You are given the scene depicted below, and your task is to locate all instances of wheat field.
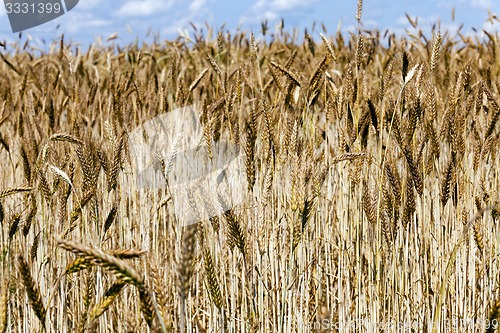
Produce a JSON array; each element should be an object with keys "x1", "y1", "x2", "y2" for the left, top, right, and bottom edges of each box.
[{"x1": 0, "y1": 3, "x2": 500, "y2": 332}]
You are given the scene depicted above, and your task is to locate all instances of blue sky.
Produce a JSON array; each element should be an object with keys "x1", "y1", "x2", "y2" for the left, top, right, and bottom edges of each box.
[{"x1": 0, "y1": 0, "x2": 499, "y2": 49}]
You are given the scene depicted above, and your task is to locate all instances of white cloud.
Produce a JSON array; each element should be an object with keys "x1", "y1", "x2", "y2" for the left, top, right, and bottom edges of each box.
[
  {"x1": 468, "y1": 0, "x2": 491, "y2": 9},
  {"x1": 384, "y1": 14, "x2": 467, "y2": 40},
  {"x1": 483, "y1": 18, "x2": 500, "y2": 33},
  {"x1": 363, "y1": 19, "x2": 378, "y2": 29},
  {"x1": 263, "y1": 10, "x2": 278, "y2": 21},
  {"x1": 271, "y1": 0, "x2": 311, "y2": 11},
  {"x1": 396, "y1": 15, "x2": 409, "y2": 26},
  {"x1": 158, "y1": 0, "x2": 212, "y2": 36},
  {"x1": 75, "y1": 0, "x2": 103, "y2": 10},
  {"x1": 242, "y1": 0, "x2": 316, "y2": 24},
  {"x1": 396, "y1": 15, "x2": 419, "y2": 26},
  {"x1": 62, "y1": 11, "x2": 113, "y2": 33},
  {"x1": 438, "y1": 0, "x2": 494, "y2": 10},
  {"x1": 112, "y1": 0, "x2": 208, "y2": 36},
  {"x1": 189, "y1": 0, "x2": 206, "y2": 12},
  {"x1": 60, "y1": 21, "x2": 112, "y2": 40},
  {"x1": 116, "y1": 0, "x2": 174, "y2": 17},
  {"x1": 257, "y1": 0, "x2": 316, "y2": 12}
]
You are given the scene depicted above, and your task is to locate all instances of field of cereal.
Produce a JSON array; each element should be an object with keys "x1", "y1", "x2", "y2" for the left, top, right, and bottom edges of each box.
[{"x1": 0, "y1": 2, "x2": 500, "y2": 331}]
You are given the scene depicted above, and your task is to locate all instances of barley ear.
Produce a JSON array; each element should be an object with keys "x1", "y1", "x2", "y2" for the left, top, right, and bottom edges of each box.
[
  {"x1": 362, "y1": 180, "x2": 377, "y2": 225},
  {"x1": 0, "y1": 280, "x2": 7, "y2": 333},
  {"x1": 57, "y1": 238, "x2": 144, "y2": 288},
  {"x1": 177, "y1": 224, "x2": 197, "y2": 301},
  {"x1": 356, "y1": 0, "x2": 363, "y2": 22},
  {"x1": 440, "y1": 157, "x2": 454, "y2": 207},
  {"x1": 204, "y1": 249, "x2": 224, "y2": 309},
  {"x1": 89, "y1": 281, "x2": 126, "y2": 329},
  {"x1": 430, "y1": 33, "x2": 442, "y2": 75},
  {"x1": 0, "y1": 187, "x2": 31, "y2": 199},
  {"x1": 138, "y1": 287, "x2": 154, "y2": 329},
  {"x1": 320, "y1": 33, "x2": 336, "y2": 61},
  {"x1": 18, "y1": 256, "x2": 46, "y2": 330},
  {"x1": 223, "y1": 207, "x2": 246, "y2": 257},
  {"x1": 77, "y1": 274, "x2": 94, "y2": 333}
]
